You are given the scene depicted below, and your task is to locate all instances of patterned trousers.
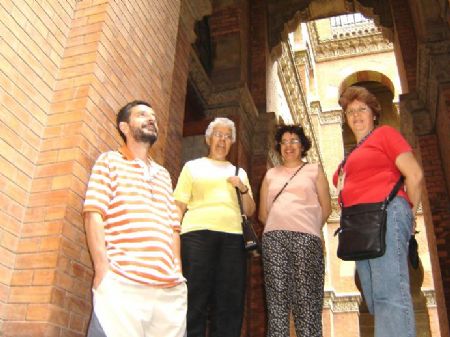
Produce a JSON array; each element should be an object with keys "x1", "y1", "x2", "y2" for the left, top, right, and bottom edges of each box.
[{"x1": 262, "y1": 230, "x2": 324, "y2": 337}]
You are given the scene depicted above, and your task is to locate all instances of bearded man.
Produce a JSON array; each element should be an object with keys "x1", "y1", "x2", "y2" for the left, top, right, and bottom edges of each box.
[{"x1": 83, "y1": 100, "x2": 186, "y2": 337}]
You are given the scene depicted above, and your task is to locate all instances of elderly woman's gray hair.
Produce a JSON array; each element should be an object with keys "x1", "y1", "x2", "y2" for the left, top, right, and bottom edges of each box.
[{"x1": 205, "y1": 117, "x2": 236, "y2": 143}]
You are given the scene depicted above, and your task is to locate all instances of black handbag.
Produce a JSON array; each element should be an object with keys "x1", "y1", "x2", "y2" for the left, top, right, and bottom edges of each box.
[
  {"x1": 235, "y1": 167, "x2": 259, "y2": 251},
  {"x1": 408, "y1": 233, "x2": 420, "y2": 269},
  {"x1": 334, "y1": 177, "x2": 404, "y2": 261}
]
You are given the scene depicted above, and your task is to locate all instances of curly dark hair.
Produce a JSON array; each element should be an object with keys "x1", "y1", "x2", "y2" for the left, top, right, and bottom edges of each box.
[
  {"x1": 116, "y1": 100, "x2": 152, "y2": 142},
  {"x1": 274, "y1": 125, "x2": 311, "y2": 158}
]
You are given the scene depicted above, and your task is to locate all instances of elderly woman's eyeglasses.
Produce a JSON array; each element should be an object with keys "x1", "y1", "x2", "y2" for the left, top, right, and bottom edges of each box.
[
  {"x1": 212, "y1": 131, "x2": 232, "y2": 140},
  {"x1": 345, "y1": 106, "x2": 369, "y2": 116},
  {"x1": 279, "y1": 139, "x2": 300, "y2": 145}
]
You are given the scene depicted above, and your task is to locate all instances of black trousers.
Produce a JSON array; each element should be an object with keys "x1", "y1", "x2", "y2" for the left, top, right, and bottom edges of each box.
[{"x1": 181, "y1": 230, "x2": 247, "y2": 337}]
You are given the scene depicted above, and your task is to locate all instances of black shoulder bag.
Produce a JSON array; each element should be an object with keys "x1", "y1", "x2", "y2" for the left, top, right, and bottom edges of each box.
[
  {"x1": 235, "y1": 166, "x2": 259, "y2": 251},
  {"x1": 334, "y1": 177, "x2": 404, "y2": 261},
  {"x1": 333, "y1": 129, "x2": 405, "y2": 261}
]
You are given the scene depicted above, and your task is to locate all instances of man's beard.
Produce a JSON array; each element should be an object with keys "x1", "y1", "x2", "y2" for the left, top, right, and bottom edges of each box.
[{"x1": 130, "y1": 125, "x2": 158, "y2": 145}]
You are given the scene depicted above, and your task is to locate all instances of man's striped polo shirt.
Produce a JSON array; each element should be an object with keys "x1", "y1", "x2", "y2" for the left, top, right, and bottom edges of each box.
[{"x1": 83, "y1": 146, "x2": 184, "y2": 287}]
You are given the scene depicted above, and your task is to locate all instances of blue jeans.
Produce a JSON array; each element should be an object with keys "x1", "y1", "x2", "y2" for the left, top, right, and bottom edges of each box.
[{"x1": 356, "y1": 197, "x2": 416, "y2": 337}]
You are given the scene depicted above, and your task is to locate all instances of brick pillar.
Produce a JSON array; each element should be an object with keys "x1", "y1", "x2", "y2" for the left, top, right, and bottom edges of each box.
[
  {"x1": 164, "y1": 0, "x2": 212, "y2": 180},
  {"x1": 164, "y1": 15, "x2": 192, "y2": 180},
  {"x1": 3, "y1": 0, "x2": 182, "y2": 336},
  {"x1": 249, "y1": 0, "x2": 268, "y2": 113},
  {"x1": 209, "y1": 1, "x2": 247, "y2": 88},
  {"x1": 5, "y1": 3, "x2": 110, "y2": 335},
  {"x1": 389, "y1": 0, "x2": 417, "y2": 92},
  {"x1": 416, "y1": 133, "x2": 450, "y2": 335},
  {"x1": 400, "y1": 89, "x2": 450, "y2": 335},
  {"x1": 245, "y1": 112, "x2": 276, "y2": 337}
]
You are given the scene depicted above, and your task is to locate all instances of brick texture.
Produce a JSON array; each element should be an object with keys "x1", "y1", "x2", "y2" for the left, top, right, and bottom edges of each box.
[
  {"x1": 164, "y1": 14, "x2": 192, "y2": 181},
  {"x1": 1, "y1": 1, "x2": 77, "y2": 336},
  {"x1": 249, "y1": 0, "x2": 268, "y2": 114},
  {"x1": 417, "y1": 133, "x2": 450, "y2": 330},
  {"x1": 1, "y1": 0, "x2": 449, "y2": 335},
  {"x1": 390, "y1": 0, "x2": 417, "y2": 91},
  {"x1": 1, "y1": 0, "x2": 182, "y2": 335}
]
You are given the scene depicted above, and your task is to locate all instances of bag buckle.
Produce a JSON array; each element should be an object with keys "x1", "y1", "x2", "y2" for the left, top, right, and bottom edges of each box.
[{"x1": 334, "y1": 228, "x2": 342, "y2": 236}]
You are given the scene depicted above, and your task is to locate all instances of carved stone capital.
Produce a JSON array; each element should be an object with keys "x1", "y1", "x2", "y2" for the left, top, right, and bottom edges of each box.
[
  {"x1": 189, "y1": 49, "x2": 213, "y2": 102},
  {"x1": 422, "y1": 289, "x2": 437, "y2": 307},
  {"x1": 323, "y1": 290, "x2": 362, "y2": 312},
  {"x1": 329, "y1": 197, "x2": 341, "y2": 222},
  {"x1": 399, "y1": 93, "x2": 433, "y2": 140},
  {"x1": 417, "y1": 39, "x2": 450, "y2": 124}
]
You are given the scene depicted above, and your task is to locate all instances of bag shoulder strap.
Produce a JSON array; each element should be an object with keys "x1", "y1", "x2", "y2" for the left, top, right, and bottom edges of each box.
[
  {"x1": 386, "y1": 176, "x2": 405, "y2": 204},
  {"x1": 234, "y1": 166, "x2": 246, "y2": 218},
  {"x1": 340, "y1": 175, "x2": 404, "y2": 208},
  {"x1": 272, "y1": 163, "x2": 307, "y2": 204}
]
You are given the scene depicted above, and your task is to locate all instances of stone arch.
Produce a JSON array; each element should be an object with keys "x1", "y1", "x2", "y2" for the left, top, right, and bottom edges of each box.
[
  {"x1": 337, "y1": 72, "x2": 400, "y2": 153},
  {"x1": 338, "y1": 70, "x2": 396, "y2": 97},
  {"x1": 268, "y1": 0, "x2": 395, "y2": 56}
]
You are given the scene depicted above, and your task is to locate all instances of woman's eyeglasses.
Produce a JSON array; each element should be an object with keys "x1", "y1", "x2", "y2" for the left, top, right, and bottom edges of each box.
[
  {"x1": 345, "y1": 106, "x2": 369, "y2": 116},
  {"x1": 212, "y1": 131, "x2": 232, "y2": 140},
  {"x1": 279, "y1": 139, "x2": 300, "y2": 145}
]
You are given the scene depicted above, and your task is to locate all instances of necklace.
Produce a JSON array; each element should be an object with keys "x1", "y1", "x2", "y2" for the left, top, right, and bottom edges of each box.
[{"x1": 340, "y1": 128, "x2": 375, "y2": 170}]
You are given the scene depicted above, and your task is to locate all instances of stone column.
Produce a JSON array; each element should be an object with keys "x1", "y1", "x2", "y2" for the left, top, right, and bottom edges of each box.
[{"x1": 331, "y1": 294, "x2": 362, "y2": 337}]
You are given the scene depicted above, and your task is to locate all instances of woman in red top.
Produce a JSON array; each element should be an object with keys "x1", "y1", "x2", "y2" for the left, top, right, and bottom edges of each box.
[{"x1": 333, "y1": 86, "x2": 423, "y2": 337}]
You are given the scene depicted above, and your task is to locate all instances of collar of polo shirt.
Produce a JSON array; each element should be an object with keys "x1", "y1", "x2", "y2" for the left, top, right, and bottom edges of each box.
[{"x1": 119, "y1": 145, "x2": 152, "y2": 162}]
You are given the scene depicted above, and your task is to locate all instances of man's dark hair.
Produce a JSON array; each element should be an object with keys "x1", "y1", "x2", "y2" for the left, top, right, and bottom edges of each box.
[
  {"x1": 274, "y1": 124, "x2": 312, "y2": 158},
  {"x1": 116, "y1": 100, "x2": 152, "y2": 142}
]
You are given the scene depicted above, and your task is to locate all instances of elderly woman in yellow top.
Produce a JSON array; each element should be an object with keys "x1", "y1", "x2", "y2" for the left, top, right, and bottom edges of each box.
[{"x1": 174, "y1": 117, "x2": 256, "y2": 337}]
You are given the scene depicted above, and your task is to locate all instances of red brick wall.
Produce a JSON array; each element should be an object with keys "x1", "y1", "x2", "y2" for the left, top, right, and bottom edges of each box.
[
  {"x1": 249, "y1": 0, "x2": 268, "y2": 113},
  {"x1": 164, "y1": 16, "x2": 192, "y2": 182},
  {"x1": 417, "y1": 133, "x2": 450, "y2": 331},
  {"x1": 1, "y1": 0, "x2": 182, "y2": 336},
  {"x1": 1, "y1": 0, "x2": 77, "y2": 335},
  {"x1": 435, "y1": 84, "x2": 450, "y2": 329}
]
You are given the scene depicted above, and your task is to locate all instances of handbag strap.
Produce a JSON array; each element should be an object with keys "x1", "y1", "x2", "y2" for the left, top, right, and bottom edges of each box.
[
  {"x1": 272, "y1": 163, "x2": 307, "y2": 203},
  {"x1": 386, "y1": 176, "x2": 405, "y2": 204},
  {"x1": 234, "y1": 166, "x2": 246, "y2": 219},
  {"x1": 340, "y1": 175, "x2": 405, "y2": 208},
  {"x1": 339, "y1": 128, "x2": 376, "y2": 172}
]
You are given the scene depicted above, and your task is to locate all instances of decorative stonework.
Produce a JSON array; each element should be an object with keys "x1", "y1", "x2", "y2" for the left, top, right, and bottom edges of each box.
[
  {"x1": 399, "y1": 92, "x2": 433, "y2": 138},
  {"x1": 416, "y1": 39, "x2": 450, "y2": 127},
  {"x1": 422, "y1": 289, "x2": 437, "y2": 307},
  {"x1": 267, "y1": 0, "x2": 394, "y2": 53},
  {"x1": 307, "y1": 20, "x2": 393, "y2": 62},
  {"x1": 329, "y1": 197, "x2": 341, "y2": 222},
  {"x1": 310, "y1": 102, "x2": 344, "y2": 126},
  {"x1": 189, "y1": 49, "x2": 213, "y2": 100},
  {"x1": 294, "y1": 50, "x2": 313, "y2": 75},
  {"x1": 323, "y1": 291, "x2": 362, "y2": 312},
  {"x1": 277, "y1": 39, "x2": 322, "y2": 165}
]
